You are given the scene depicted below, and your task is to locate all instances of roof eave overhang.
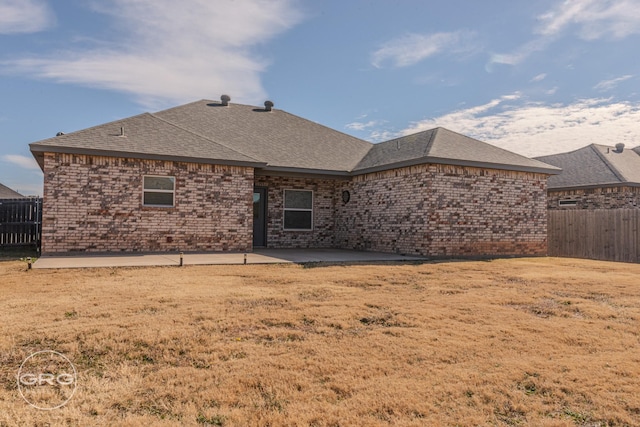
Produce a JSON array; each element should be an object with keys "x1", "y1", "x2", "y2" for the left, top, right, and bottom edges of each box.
[
  {"x1": 352, "y1": 157, "x2": 561, "y2": 176},
  {"x1": 29, "y1": 145, "x2": 267, "y2": 169},
  {"x1": 256, "y1": 166, "x2": 351, "y2": 180},
  {"x1": 29, "y1": 148, "x2": 45, "y2": 172},
  {"x1": 547, "y1": 182, "x2": 640, "y2": 191}
]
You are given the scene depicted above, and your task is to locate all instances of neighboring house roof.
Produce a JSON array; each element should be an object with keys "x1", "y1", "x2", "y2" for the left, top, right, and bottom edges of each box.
[
  {"x1": 30, "y1": 98, "x2": 560, "y2": 176},
  {"x1": 535, "y1": 144, "x2": 640, "y2": 190},
  {"x1": 0, "y1": 182, "x2": 25, "y2": 199},
  {"x1": 354, "y1": 127, "x2": 559, "y2": 174}
]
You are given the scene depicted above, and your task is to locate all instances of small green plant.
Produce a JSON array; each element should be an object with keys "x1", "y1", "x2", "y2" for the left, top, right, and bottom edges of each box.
[
  {"x1": 563, "y1": 408, "x2": 589, "y2": 423},
  {"x1": 196, "y1": 413, "x2": 226, "y2": 426},
  {"x1": 19, "y1": 256, "x2": 38, "y2": 270}
]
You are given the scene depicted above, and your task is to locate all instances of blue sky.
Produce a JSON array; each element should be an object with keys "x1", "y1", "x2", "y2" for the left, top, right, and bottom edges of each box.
[{"x1": 1, "y1": 0, "x2": 639, "y2": 196}]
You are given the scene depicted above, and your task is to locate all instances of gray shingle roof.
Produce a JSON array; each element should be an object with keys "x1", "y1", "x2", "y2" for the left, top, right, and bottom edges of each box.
[
  {"x1": 30, "y1": 111, "x2": 264, "y2": 169},
  {"x1": 535, "y1": 144, "x2": 640, "y2": 189},
  {"x1": 153, "y1": 100, "x2": 372, "y2": 173},
  {"x1": 0, "y1": 182, "x2": 25, "y2": 199},
  {"x1": 355, "y1": 127, "x2": 560, "y2": 174},
  {"x1": 30, "y1": 99, "x2": 559, "y2": 175}
]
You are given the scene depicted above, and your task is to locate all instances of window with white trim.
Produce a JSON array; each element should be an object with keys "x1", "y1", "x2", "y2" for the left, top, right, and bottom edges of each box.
[
  {"x1": 283, "y1": 189, "x2": 313, "y2": 230},
  {"x1": 143, "y1": 175, "x2": 175, "y2": 207}
]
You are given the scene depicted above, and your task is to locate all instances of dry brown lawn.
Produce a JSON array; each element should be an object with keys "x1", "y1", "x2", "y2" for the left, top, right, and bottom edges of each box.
[{"x1": 0, "y1": 257, "x2": 639, "y2": 426}]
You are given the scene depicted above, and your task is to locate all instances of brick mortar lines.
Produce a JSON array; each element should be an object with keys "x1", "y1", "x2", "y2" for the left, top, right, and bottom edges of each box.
[
  {"x1": 42, "y1": 153, "x2": 253, "y2": 253},
  {"x1": 336, "y1": 164, "x2": 548, "y2": 257},
  {"x1": 43, "y1": 154, "x2": 550, "y2": 257},
  {"x1": 548, "y1": 187, "x2": 640, "y2": 210}
]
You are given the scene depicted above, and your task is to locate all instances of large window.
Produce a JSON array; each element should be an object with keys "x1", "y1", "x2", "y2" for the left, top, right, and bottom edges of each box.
[
  {"x1": 143, "y1": 176, "x2": 175, "y2": 207},
  {"x1": 283, "y1": 189, "x2": 313, "y2": 230}
]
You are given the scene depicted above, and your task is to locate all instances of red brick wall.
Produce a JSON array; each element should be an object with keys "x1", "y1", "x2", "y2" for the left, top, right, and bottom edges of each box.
[
  {"x1": 42, "y1": 153, "x2": 253, "y2": 253},
  {"x1": 335, "y1": 164, "x2": 548, "y2": 257},
  {"x1": 254, "y1": 175, "x2": 338, "y2": 248},
  {"x1": 41, "y1": 153, "x2": 550, "y2": 257},
  {"x1": 548, "y1": 187, "x2": 640, "y2": 209}
]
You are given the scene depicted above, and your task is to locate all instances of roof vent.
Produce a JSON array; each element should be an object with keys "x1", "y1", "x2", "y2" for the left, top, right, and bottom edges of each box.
[
  {"x1": 615, "y1": 143, "x2": 625, "y2": 152},
  {"x1": 220, "y1": 94, "x2": 231, "y2": 106},
  {"x1": 264, "y1": 100, "x2": 274, "y2": 111},
  {"x1": 56, "y1": 131, "x2": 65, "y2": 136},
  {"x1": 120, "y1": 126, "x2": 125, "y2": 137}
]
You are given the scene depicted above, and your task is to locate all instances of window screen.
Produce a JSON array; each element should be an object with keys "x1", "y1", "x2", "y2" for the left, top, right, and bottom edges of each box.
[
  {"x1": 143, "y1": 176, "x2": 175, "y2": 207},
  {"x1": 283, "y1": 190, "x2": 312, "y2": 230}
]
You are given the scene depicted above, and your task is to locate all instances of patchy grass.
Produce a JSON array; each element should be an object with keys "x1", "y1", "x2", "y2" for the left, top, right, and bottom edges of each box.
[{"x1": 1, "y1": 257, "x2": 639, "y2": 426}]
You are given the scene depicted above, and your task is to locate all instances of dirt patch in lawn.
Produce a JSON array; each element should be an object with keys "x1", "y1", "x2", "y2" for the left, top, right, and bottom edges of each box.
[{"x1": 1, "y1": 257, "x2": 639, "y2": 426}]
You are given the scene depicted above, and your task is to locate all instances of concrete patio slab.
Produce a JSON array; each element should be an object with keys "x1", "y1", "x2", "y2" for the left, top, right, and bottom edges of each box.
[{"x1": 32, "y1": 249, "x2": 426, "y2": 269}]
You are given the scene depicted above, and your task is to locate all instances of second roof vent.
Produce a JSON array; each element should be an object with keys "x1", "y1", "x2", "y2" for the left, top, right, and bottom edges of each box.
[
  {"x1": 264, "y1": 100, "x2": 274, "y2": 111},
  {"x1": 615, "y1": 142, "x2": 625, "y2": 152},
  {"x1": 220, "y1": 94, "x2": 231, "y2": 106}
]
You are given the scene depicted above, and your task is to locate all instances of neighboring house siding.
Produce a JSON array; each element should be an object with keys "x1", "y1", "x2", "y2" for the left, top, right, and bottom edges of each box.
[
  {"x1": 548, "y1": 187, "x2": 640, "y2": 210},
  {"x1": 335, "y1": 164, "x2": 548, "y2": 257},
  {"x1": 254, "y1": 175, "x2": 337, "y2": 248},
  {"x1": 42, "y1": 153, "x2": 253, "y2": 253}
]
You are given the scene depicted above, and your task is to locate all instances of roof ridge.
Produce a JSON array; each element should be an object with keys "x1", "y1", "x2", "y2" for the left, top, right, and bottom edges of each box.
[
  {"x1": 434, "y1": 127, "x2": 517, "y2": 157},
  {"x1": 534, "y1": 145, "x2": 587, "y2": 161},
  {"x1": 149, "y1": 113, "x2": 263, "y2": 163},
  {"x1": 275, "y1": 109, "x2": 373, "y2": 171},
  {"x1": 422, "y1": 127, "x2": 439, "y2": 156},
  {"x1": 154, "y1": 99, "x2": 217, "y2": 115},
  {"x1": 589, "y1": 144, "x2": 626, "y2": 183},
  {"x1": 423, "y1": 126, "x2": 558, "y2": 169}
]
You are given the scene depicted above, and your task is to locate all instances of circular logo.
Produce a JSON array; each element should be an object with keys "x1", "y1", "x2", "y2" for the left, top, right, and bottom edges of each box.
[{"x1": 17, "y1": 350, "x2": 77, "y2": 410}]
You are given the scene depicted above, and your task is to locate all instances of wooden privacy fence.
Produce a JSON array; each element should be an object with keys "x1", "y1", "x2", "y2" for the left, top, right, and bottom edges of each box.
[
  {"x1": 548, "y1": 209, "x2": 639, "y2": 263},
  {"x1": 0, "y1": 198, "x2": 42, "y2": 250}
]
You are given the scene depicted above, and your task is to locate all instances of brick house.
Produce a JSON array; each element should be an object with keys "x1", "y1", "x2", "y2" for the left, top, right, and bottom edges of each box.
[
  {"x1": 30, "y1": 97, "x2": 559, "y2": 256},
  {"x1": 535, "y1": 143, "x2": 640, "y2": 210}
]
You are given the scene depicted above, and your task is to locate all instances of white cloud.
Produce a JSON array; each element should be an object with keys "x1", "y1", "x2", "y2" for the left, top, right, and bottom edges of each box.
[
  {"x1": 487, "y1": 37, "x2": 553, "y2": 68},
  {"x1": 0, "y1": 0, "x2": 54, "y2": 34},
  {"x1": 1, "y1": 0, "x2": 303, "y2": 107},
  {"x1": 531, "y1": 73, "x2": 547, "y2": 82},
  {"x1": 371, "y1": 31, "x2": 477, "y2": 68},
  {"x1": 345, "y1": 120, "x2": 381, "y2": 131},
  {"x1": 2, "y1": 154, "x2": 41, "y2": 170},
  {"x1": 401, "y1": 95, "x2": 640, "y2": 157},
  {"x1": 368, "y1": 129, "x2": 400, "y2": 143},
  {"x1": 490, "y1": 1, "x2": 640, "y2": 68},
  {"x1": 537, "y1": 0, "x2": 640, "y2": 40},
  {"x1": 594, "y1": 74, "x2": 633, "y2": 91}
]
